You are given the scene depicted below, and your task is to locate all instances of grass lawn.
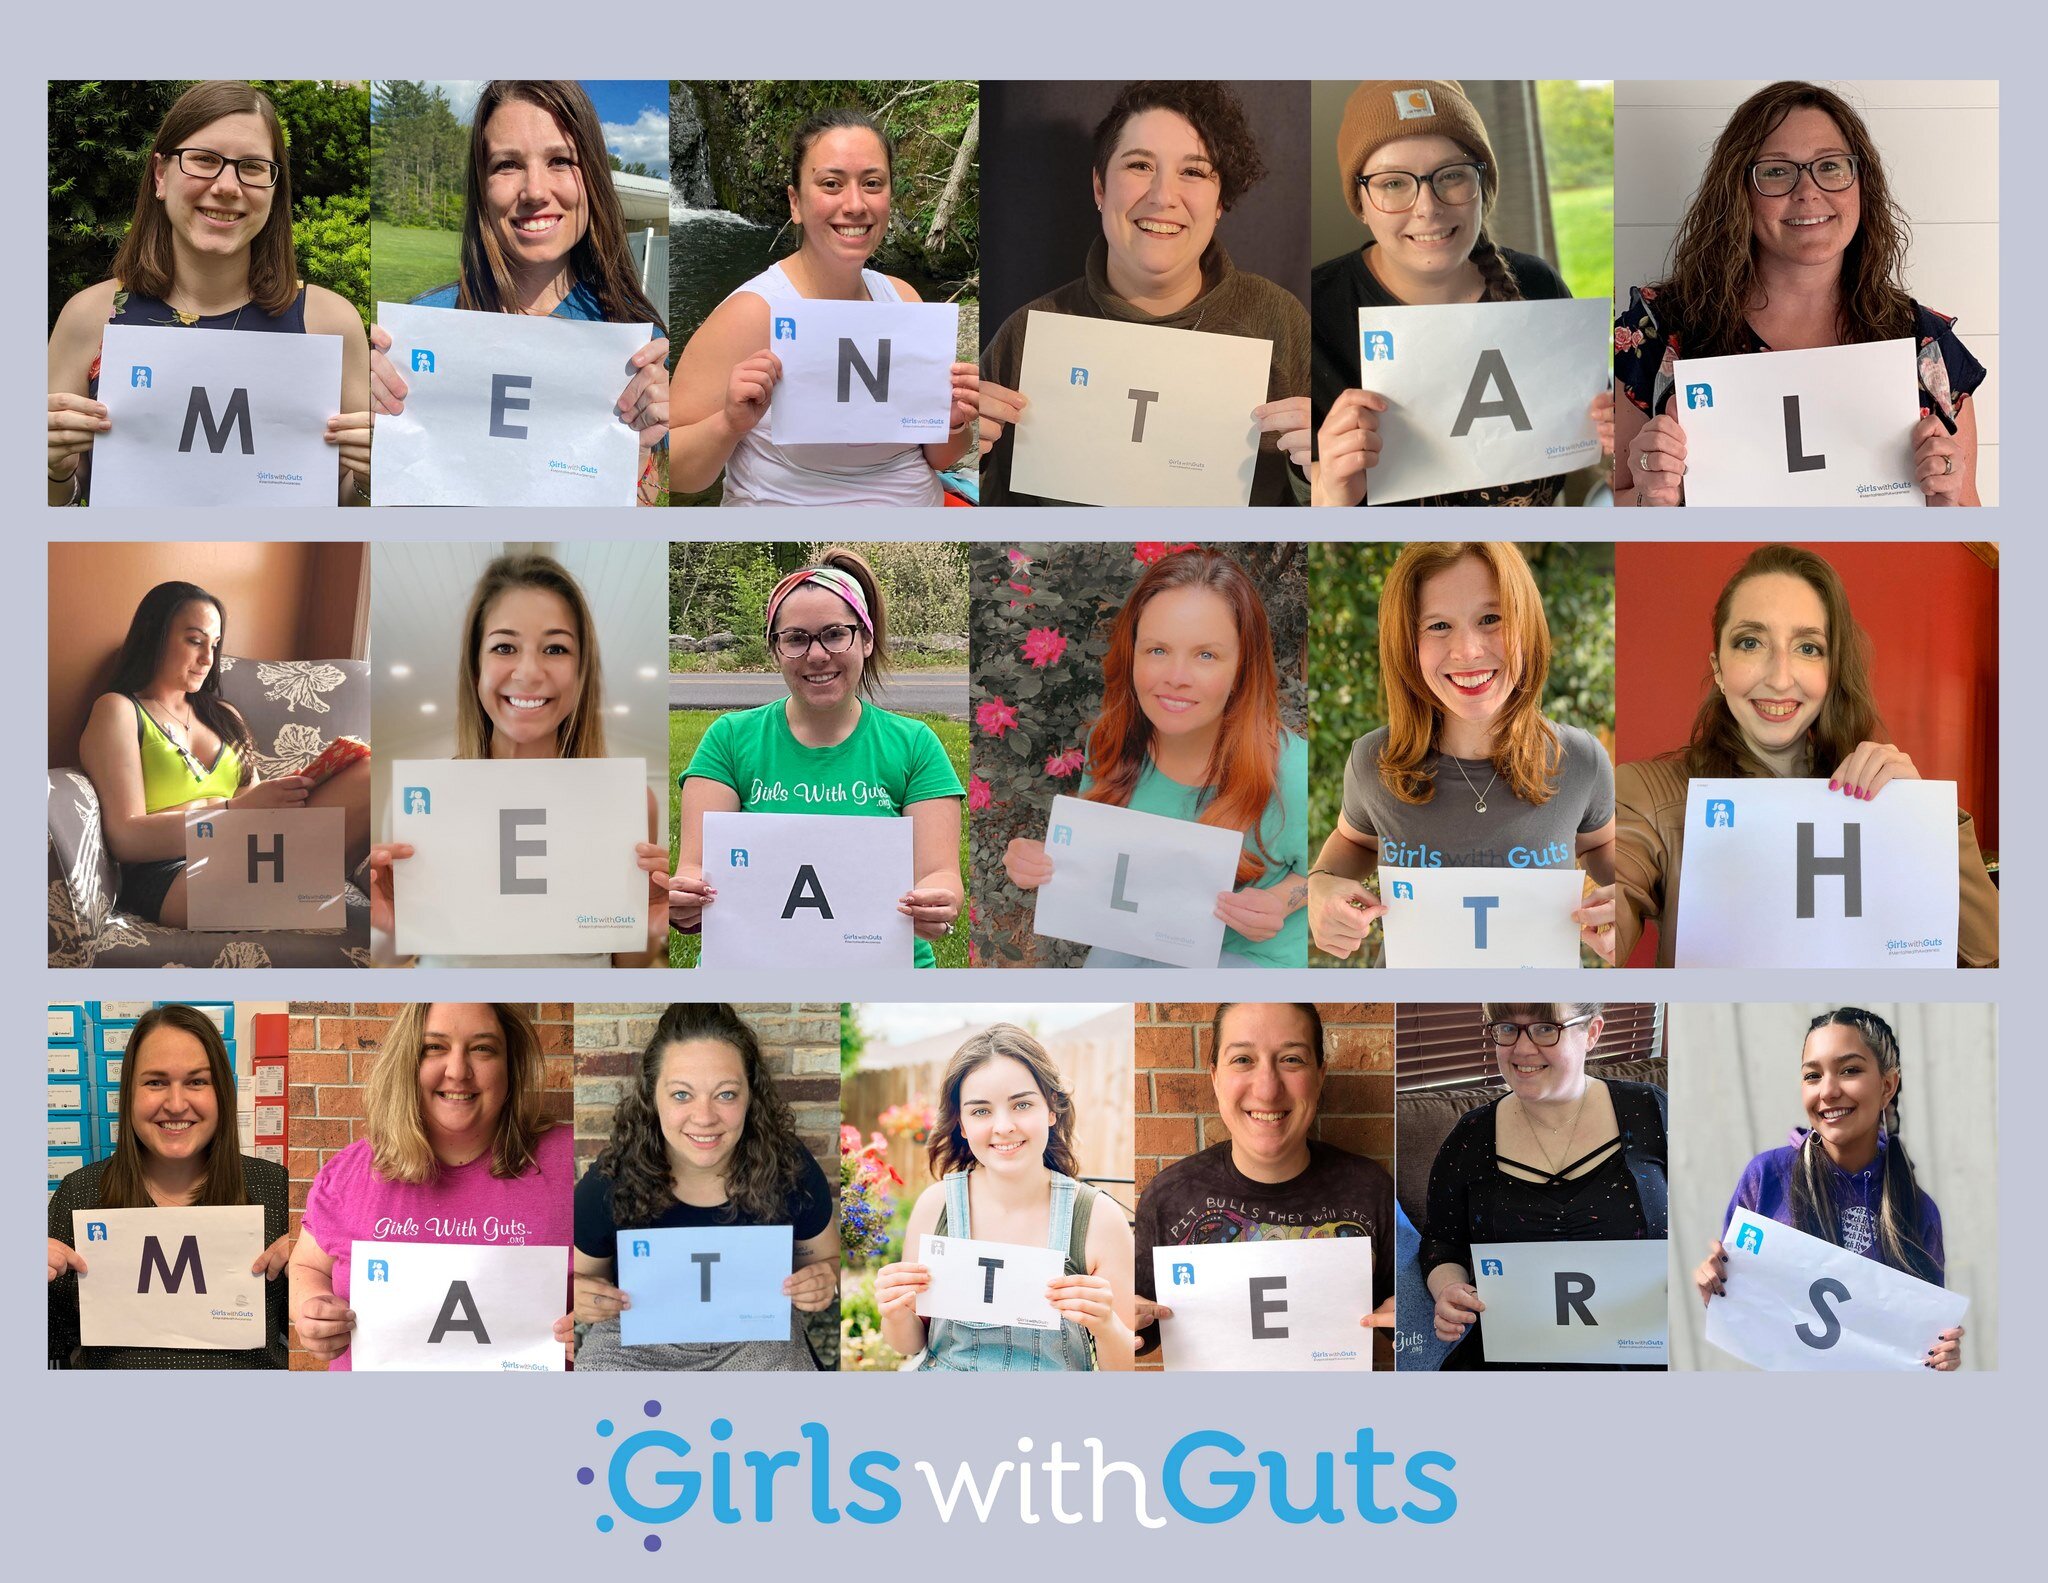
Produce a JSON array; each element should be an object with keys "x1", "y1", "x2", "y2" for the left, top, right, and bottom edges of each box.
[
  {"x1": 1551, "y1": 185, "x2": 1614, "y2": 304},
  {"x1": 665, "y1": 708, "x2": 971, "y2": 969},
  {"x1": 371, "y1": 223, "x2": 460, "y2": 306}
]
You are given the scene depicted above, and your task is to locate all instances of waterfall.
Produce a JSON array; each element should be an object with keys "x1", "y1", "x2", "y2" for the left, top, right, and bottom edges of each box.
[{"x1": 669, "y1": 85, "x2": 719, "y2": 210}]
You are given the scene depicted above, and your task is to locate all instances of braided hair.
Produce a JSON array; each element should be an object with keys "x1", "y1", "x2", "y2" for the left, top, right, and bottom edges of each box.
[
  {"x1": 1470, "y1": 231, "x2": 1525, "y2": 302},
  {"x1": 1789, "y1": 1007, "x2": 1941, "y2": 1284}
]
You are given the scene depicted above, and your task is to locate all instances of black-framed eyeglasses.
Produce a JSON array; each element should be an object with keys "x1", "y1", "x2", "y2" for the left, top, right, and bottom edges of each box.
[
  {"x1": 1749, "y1": 155, "x2": 1859, "y2": 197},
  {"x1": 1482, "y1": 1013, "x2": 1596, "y2": 1048},
  {"x1": 167, "y1": 146, "x2": 282, "y2": 189},
  {"x1": 1357, "y1": 161, "x2": 1487, "y2": 214},
  {"x1": 772, "y1": 624, "x2": 860, "y2": 659}
]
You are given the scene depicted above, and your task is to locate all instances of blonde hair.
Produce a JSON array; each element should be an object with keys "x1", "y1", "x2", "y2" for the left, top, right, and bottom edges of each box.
[
  {"x1": 363, "y1": 1004, "x2": 553, "y2": 1184},
  {"x1": 454, "y1": 554, "x2": 608, "y2": 760}
]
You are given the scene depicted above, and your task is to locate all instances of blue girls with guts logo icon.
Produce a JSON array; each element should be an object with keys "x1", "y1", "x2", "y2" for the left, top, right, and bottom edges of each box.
[
  {"x1": 131, "y1": 366, "x2": 153, "y2": 388},
  {"x1": 729, "y1": 849, "x2": 749, "y2": 868},
  {"x1": 1685, "y1": 383, "x2": 1713, "y2": 409},
  {"x1": 1734, "y1": 1223, "x2": 1764, "y2": 1254},
  {"x1": 1391, "y1": 880, "x2": 1414, "y2": 900},
  {"x1": 1070, "y1": 367, "x2": 1089, "y2": 385},
  {"x1": 1704, "y1": 798, "x2": 1734, "y2": 829},
  {"x1": 1479, "y1": 1258, "x2": 1502, "y2": 1276},
  {"x1": 86, "y1": 1221, "x2": 108, "y2": 1241},
  {"x1": 1362, "y1": 330, "x2": 1394, "y2": 363},
  {"x1": 1172, "y1": 1262, "x2": 1195, "y2": 1286},
  {"x1": 774, "y1": 317, "x2": 796, "y2": 341},
  {"x1": 403, "y1": 787, "x2": 431, "y2": 815},
  {"x1": 412, "y1": 349, "x2": 436, "y2": 373}
]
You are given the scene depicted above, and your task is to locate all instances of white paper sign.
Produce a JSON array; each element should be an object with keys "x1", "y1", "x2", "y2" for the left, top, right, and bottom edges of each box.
[
  {"x1": 1153, "y1": 1239, "x2": 1374, "y2": 1371},
  {"x1": 392, "y1": 758, "x2": 647, "y2": 956},
  {"x1": 73, "y1": 1205, "x2": 268, "y2": 1350},
  {"x1": 768, "y1": 298, "x2": 958, "y2": 444},
  {"x1": 1378, "y1": 864, "x2": 1585, "y2": 968},
  {"x1": 1675, "y1": 778, "x2": 1959, "y2": 969},
  {"x1": 700, "y1": 811, "x2": 916, "y2": 969},
  {"x1": 1470, "y1": 1239, "x2": 1668, "y2": 1365},
  {"x1": 348, "y1": 1240, "x2": 566, "y2": 1372},
  {"x1": 618, "y1": 1225, "x2": 793, "y2": 1345},
  {"x1": 917, "y1": 1233, "x2": 1064, "y2": 1331},
  {"x1": 1354, "y1": 298, "x2": 1610, "y2": 501},
  {"x1": 1672, "y1": 340, "x2": 1920, "y2": 507},
  {"x1": 184, "y1": 807, "x2": 347, "y2": 931},
  {"x1": 1010, "y1": 311, "x2": 1271, "y2": 507},
  {"x1": 374, "y1": 302, "x2": 648, "y2": 507},
  {"x1": 1706, "y1": 1208, "x2": 1968, "y2": 1372},
  {"x1": 93, "y1": 324, "x2": 342, "y2": 507},
  {"x1": 1030, "y1": 794, "x2": 1243, "y2": 968}
]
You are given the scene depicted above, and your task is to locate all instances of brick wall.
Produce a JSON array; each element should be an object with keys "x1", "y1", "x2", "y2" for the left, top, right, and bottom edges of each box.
[
  {"x1": 285, "y1": 1002, "x2": 573, "y2": 1370},
  {"x1": 1132, "y1": 1002, "x2": 1396, "y2": 1370},
  {"x1": 571, "y1": 1003, "x2": 841, "y2": 1184}
]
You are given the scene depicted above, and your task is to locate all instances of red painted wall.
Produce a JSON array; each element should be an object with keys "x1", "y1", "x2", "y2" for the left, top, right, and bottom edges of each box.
[{"x1": 1616, "y1": 543, "x2": 1997, "y2": 964}]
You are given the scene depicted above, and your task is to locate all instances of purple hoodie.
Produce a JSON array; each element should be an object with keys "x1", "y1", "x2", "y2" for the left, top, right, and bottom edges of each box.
[{"x1": 1725, "y1": 1128, "x2": 1946, "y2": 1285}]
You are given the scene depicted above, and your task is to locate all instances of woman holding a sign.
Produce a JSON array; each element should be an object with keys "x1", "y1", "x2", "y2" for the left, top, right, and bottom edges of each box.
[
  {"x1": 366, "y1": 80, "x2": 670, "y2": 505},
  {"x1": 368, "y1": 553, "x2": 668, "y2": 967},
  {"x1": 79, "y1": 580, "x2": 371, "y2": 931},
  {"x1": 1307, "y1": 543, "x2": 1616, "y2": 966},
  {"x1": 667, "y1": 550, "x2": 965, "y2": 967},
  {"x1": 874, "y1": 1024, "x2": 1136, "y2": 1370},
  {"x1": 1692, "y1": 1007, "x2": 1964, "y2": 1369},
  {"x1": 668, "y1": 107, "x2": 978, "y2": 506},
  {"x1": 570, "y1": 1003, "x2": 838, "y2": 1371},
  {"x1": 1612, "y1": 544, "x2": 1998, "y2": 967},
  {"x1": 288, "y1": 1003, "x2": 575, "y2": 1370},
  {"x1": 1310, "y1": 80, "x2": 1614, "y2": 507},
  {"x1": 1421, "y1": 1001, "x2": 1668, "y2": 1371},
  {"x1": 48, "y1": 80, "x2": 372, "y2": 507},
  {"x1": 1613, "y1": 81, "x2": 1982, "y2": 507},
  {"x1": 977, "y1": 80, "x2": 1313, "y2": 506},
  {"x1": 1002, "y1": 547, "x2": 1309, "y2": 968},
  {"x1": 47, "y1": 1004, "x2": 291, "y2": 1368}
]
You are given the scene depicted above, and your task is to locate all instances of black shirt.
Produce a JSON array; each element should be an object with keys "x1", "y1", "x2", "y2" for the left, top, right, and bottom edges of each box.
[
  {"x1": 1310, "y1": 243, "x2": 1572, "y2": 506},
  {"x1": 574, "y1": 1150, "x2": 835, "y2": 1257}
]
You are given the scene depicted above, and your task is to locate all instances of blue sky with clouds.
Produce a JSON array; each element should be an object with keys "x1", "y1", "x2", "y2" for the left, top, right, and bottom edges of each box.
[{"x1": 398, "y1": 81, "x2": 669, "y2": 179}]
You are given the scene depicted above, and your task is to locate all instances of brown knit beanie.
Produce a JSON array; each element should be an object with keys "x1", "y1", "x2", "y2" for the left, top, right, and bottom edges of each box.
[{"x1": 1337, "y1": 81, "x2": 1497, "y2": 221}]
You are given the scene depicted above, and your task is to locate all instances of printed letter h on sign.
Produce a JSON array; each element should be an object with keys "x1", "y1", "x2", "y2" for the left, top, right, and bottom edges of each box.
[{"x1": 1795, "y1": 822, "x2": 1862, "y2": 918}]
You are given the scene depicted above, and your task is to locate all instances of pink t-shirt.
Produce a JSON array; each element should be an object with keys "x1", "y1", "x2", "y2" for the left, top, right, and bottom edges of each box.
[{"x1": 301, "y1": 1126, "x2": 575, "y2": 1370}]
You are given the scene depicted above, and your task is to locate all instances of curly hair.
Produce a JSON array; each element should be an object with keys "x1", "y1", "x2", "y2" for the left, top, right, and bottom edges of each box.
[
  {"x1": 1677, "y1": 545, "x2": 1883, "y2": 780},
  {"x1": 1654, "y1": 81, "x2": 1914, "y2": 358},
  {"x1": 1092, "y1": 81, "x2": 1268, "y2": 212},
  {"x1": 927, "y1": 1024, "x2": 1081, "y2": 1180},
  {"x1": 591, "y1": 1004, "x2": 812, "y2": 1230}
]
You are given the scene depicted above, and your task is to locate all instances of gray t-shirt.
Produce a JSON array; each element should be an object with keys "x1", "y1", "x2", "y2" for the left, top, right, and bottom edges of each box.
[{"x1": 1341, "y1": 723, "x2": 1614, "y2": 870}]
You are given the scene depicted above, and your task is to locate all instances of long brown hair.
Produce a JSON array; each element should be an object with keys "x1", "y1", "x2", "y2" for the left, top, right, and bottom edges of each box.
[
  {"x1": 1679, "y1": 545, "x2": 1882, "y2": 780},
  {"x1": 591, "y1": 1004, "x2": 813, "y2": 1229},
  {"x1": 928, "y1": 1025, "x2": 1081, "y2": 1180},
  {"x1": 455, "y1": 554, "x2": 608, "y2": 760},
  {"x1": 1790, "y1": 1008, "x2": 1940, "y2": 1284},
  {"x1": 362, "y1": 1004, "x2": 553, "y2": 1185},
  {"x1": 1376, "y1": 543, "x2": 1561, "y2": 806},
  {"x1": 1654, "y1": 81, "x2": 1914, "y2": 360},
  {"x1": 1083, "y1": 549, "x2": 1285, "y2": 886},
  {"x1": 110, "y1": 81, "x2": 300, "y2": 317},
  {"x1": 96, "y1": 1005, "x2": 248, "y2": 1210},
  {"x1": 454, "y1": 81, "x2": 666, "y2": 329},
  {"x1": 104, "y1": 580, "x2": 254, "y2": 787}
]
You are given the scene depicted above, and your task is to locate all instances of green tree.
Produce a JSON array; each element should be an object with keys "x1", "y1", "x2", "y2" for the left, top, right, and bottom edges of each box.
[
  {"x1": 371, "y1": 80, "x2": 467, "y2": 229},
  {"x1": 1538, "y1": 80, "x2": 1614, "y2": 192}
]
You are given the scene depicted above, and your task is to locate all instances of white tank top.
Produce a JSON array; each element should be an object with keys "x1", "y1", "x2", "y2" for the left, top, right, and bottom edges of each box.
[{"x1": 720, "y1": 261, "x2": 946, "y2": 508}]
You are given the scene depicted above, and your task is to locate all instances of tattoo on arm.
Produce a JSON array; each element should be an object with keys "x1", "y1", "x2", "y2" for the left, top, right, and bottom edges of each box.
[{"x1": 1285, "y1": 879, "x2": 1308, "y2": 913}]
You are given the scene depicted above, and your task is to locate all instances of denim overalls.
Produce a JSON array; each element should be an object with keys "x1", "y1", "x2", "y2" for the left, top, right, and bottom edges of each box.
[{"x1": 917, "y1": 1170, "x2": 1097, "y2": 1372}]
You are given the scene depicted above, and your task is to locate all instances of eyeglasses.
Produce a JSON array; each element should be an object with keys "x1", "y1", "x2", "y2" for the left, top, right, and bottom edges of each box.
[
  {"x1": 1482, "y1": 1014, "x2": 1596, "y2": 1048},
  {"x1": 772, "y1": 624, "x2": 860, "y2": 659},
  {"x1": 1357, "y1": 161, "x2": 1487, "y2": 214},
  {"x1": 1749, "y1": 155, "x2": 1859, "y2": 197},
  {"x1": 167, "y1": 146, "x2": 281, "y2": 189}
]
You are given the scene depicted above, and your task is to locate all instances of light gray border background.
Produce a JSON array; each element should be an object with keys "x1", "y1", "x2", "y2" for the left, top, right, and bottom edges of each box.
[{"x1": 18, "y1": 6, "x2": 2028, "y2": 1575}]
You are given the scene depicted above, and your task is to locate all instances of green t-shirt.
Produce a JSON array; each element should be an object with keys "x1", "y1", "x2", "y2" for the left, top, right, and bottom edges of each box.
[
  {"x1": 1086, "y1": 728, "x2": 1309, "y2": 967},
  {"x1": 685, "y1": 701, "x2": 964, "y2": 968}
]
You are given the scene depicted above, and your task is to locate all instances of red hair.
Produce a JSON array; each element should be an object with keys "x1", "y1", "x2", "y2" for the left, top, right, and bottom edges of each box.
[{"x1": 1083, "y1": 549, "x2": 1284, "y2": 886}]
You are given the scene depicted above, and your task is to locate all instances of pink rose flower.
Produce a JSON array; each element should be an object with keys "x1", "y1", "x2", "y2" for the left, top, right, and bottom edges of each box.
[
  {"x1": 1044, "y1": 747, "x2": 1086, "y2": 777},
  {"x1": 1021, "y1": 626, "x2": 1068, "y2": 668},
  {"x1": 967, "y1": 776, "x2": 993, "y2": 811},
  {"x1": 975, "y1": 697, "x2": 1019, "y2": 737}
]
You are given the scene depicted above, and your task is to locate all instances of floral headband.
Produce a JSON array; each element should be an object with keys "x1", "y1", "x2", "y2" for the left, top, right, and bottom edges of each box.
[{"x1": 764, "y1": 566, "x2": 875, "y2": 640}]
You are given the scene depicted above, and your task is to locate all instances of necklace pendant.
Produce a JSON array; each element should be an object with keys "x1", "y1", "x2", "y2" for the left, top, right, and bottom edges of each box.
[{"x1": 1474, "y1": 798, "x2": 1487, "y2": 814}]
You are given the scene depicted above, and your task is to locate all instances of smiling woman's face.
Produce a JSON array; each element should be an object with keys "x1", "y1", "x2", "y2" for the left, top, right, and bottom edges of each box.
[
  {"x1": 1712, "y1": 572, "x2": 1831, "y2": 770},
  {"x1": 1358, "y1": 133, "x2": 1482, "y2": 284},
  {"x1": 1414, "y1": 553, "x2": 1515, "y2": 736},
  {"x1": 155, "y1": 112, "x2": 277, "y2": 263},
  {"x1": 480, "y1": 97, "x2": 589, "y2": 274},
  {"x1": 1093, "y1": 108, "x2": 1222, "y2": 294},
  {"x1": 476, "y1": 585, "x2": 581, "y2": 756},
  {"x1": 1747, "y1": 106, "x2": 1862, "y2": 272}
]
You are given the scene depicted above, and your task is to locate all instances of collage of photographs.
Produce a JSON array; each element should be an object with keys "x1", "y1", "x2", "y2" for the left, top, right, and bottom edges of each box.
[
  {"x1": 41, "y1": 75, "x2": 2000, "y2": 1382},
  {"x1": 46, "y1": 78, "x2": 1997, "y2": 509},
  {"x1": 44, "y1": 1000, "x2": 1995, "y2": 1374}
]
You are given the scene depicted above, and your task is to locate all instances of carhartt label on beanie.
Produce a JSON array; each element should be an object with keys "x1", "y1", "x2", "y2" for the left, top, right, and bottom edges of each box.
[{"x1": 1394, "y1": 88, "x2": 1437, "y2": 120}]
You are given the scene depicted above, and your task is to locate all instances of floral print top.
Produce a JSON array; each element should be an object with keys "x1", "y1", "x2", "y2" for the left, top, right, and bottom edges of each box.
[{"x1": 1613, "y1": 284, "x2": 1986, "y2": 432}]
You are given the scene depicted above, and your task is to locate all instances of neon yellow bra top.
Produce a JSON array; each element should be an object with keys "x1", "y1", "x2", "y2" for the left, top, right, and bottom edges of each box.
[{"x1": 132, "y1": 697, "x2": 243, "y2": 814}]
